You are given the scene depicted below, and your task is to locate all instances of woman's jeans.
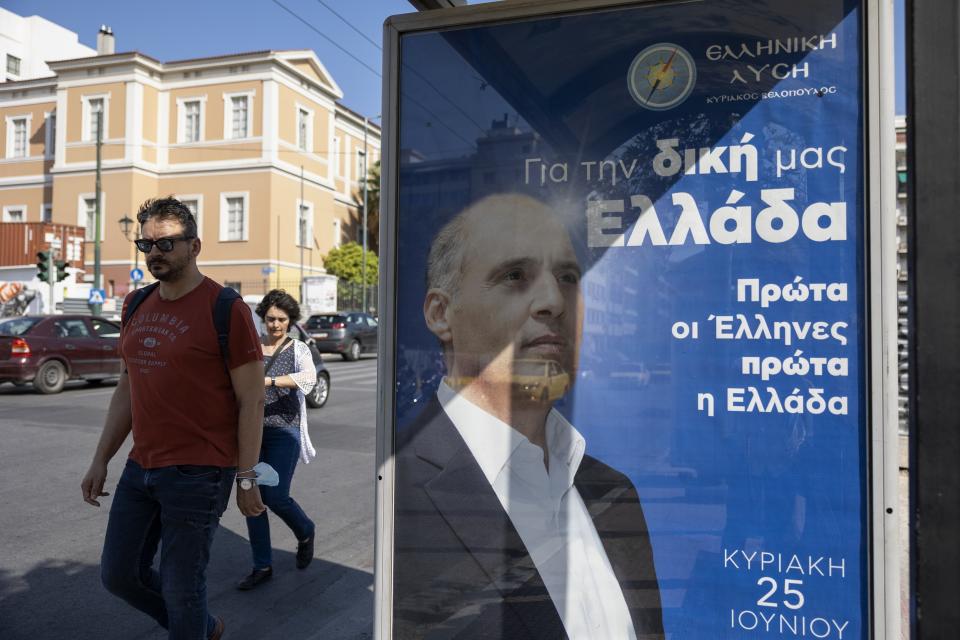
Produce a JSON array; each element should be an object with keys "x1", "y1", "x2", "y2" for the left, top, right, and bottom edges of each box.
[
  {"x1": 100, "y1": 459, "x2": 234, "y2": 640},
  {"x1": 245, "y1": 425, "x2": 316, "y2": 569}
]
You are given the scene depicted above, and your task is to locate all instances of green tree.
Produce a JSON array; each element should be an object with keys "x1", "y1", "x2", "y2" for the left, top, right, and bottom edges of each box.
[
  {"x1": 323, "y1": 242, "x2": 378, "y2": 285},
  {"x1": 357, "y1": 159, "x2": 380, "y2": 253}
]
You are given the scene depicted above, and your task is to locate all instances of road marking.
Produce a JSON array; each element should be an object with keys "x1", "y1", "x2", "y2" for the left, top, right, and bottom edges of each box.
[{"x1": 330, "y1": 372, "x2": 378, "y2": 383}]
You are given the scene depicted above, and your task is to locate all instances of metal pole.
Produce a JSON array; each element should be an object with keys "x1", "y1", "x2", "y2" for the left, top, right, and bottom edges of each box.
[
  {"x1": 300, "y1": 165, "x2": 305, "y2": 304},
  {"x1": 133, "y1": 225, "x2": 140, "y2": 290},
  {"x1": 92, "y1": 110, "x2": 103, "y2": 315},
  {"x1": 48, "y1": 244, "x2": 55, "y2": 314},
  {"x1": 910, "y1": 0, "x2": 960, "y2": 636},
  {"x1": 362, "y1": 117, "x2": 369, "y2": 312}
]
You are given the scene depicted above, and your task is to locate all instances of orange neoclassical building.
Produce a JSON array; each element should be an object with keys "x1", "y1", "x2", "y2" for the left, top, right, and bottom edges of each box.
[{"x1": 0, "y1": 48, "x2": 380, "y2": 297}]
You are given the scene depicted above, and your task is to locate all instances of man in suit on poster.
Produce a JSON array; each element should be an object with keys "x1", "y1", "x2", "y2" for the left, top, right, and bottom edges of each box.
[{"x1": 393, "y1": 193, "x2": 664, "y2": 640}]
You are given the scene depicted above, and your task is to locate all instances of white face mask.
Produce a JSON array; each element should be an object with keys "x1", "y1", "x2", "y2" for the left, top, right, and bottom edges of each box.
[{"x1": 252, "y1": 462, "x2": 280, "y2": 487}]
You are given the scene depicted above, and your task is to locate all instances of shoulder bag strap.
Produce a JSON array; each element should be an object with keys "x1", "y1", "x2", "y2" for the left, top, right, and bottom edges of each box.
[{"x1": 264, "y1": 337, "x2": 292, "y2": 377}]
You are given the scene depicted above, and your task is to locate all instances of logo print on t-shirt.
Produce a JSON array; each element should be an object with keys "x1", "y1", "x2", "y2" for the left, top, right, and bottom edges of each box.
[{"x1": 127, "y1": 313, "x2": 191, "y2": 374}]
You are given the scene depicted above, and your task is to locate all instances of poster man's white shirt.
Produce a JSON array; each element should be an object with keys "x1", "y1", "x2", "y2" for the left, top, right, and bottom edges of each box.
[{"x1": 438, "y1": 380, "x2": 637, "y2": 640}]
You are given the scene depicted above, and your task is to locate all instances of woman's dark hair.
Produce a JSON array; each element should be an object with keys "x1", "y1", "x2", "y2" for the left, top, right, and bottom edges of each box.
[{"x1": 256, "y1": 289, "x2": 301, "y2": 324}]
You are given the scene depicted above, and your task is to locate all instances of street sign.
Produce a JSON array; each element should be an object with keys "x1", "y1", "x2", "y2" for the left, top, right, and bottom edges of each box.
[
  {"x1": 130, "y1": 268, "x2": 144, "y2": 282},
  {"x1": 261, "y1": 266, "x2": 276, "y2": 276},
  {"x1": 87, "y1": 288, "x2": 105, "y2": 305}
]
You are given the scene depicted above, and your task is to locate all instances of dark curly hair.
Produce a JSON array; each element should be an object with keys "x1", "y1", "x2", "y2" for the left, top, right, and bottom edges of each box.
[
  {"x1": 256, "y1": 289, "x2": 301, "y2": 324},
  {"x1": 136, "y1": 197, "x2": 198, "y2": 238}
]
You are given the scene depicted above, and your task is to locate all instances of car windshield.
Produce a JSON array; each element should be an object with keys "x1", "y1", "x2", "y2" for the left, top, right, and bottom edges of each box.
[
  {"x1": 0, "y1": 317, "x2": 40, "y2": 336},
  {"x1": 306, "y1": 315, "x2": 345, "y2": 329}
]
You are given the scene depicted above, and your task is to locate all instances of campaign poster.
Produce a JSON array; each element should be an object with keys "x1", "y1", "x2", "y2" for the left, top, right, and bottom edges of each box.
[{"x1": 386, "y1": 1, "x2": 871, "y2": 638}]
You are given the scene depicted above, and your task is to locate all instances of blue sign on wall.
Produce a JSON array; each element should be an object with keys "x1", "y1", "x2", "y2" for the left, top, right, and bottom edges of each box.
[{"x1": 388, "y1": 1, "x2": 870, "y2": 637}]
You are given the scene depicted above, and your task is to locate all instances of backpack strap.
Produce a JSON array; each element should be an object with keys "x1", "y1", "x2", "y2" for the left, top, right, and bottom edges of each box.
[
  {"x1": 213, "y1": 287, "x2": 241, "y2": 367},
  {"x1": 121, "y1": 282, "x2": 160, "y2": 327}
]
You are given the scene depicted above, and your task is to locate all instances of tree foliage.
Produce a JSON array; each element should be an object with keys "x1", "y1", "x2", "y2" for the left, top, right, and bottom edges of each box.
[
  {"x1": 357, "y1": 159, "x2": 380, "y2": 253},
  {"x1": 323, "y1": 242, "x2": 378, "y2": 285}
]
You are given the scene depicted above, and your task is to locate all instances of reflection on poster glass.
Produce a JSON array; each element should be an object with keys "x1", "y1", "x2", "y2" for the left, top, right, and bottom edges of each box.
[{"x1": 391, "y1": 1, "x2": 867, "y2": 638}]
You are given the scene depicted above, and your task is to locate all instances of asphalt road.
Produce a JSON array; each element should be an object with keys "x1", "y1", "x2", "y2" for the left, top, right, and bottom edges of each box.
[{"x1": 0, "y1": 356, "x2": 379, "y2": 640}]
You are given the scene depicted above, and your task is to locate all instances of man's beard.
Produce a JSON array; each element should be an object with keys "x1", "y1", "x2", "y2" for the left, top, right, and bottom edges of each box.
[{"x1": 147, "y1": 256, "x2": 186, "y2": 282}]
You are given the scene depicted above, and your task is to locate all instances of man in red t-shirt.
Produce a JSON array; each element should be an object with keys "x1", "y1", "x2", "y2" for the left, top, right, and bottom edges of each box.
[{"x1": 81, "y1": 197, "x2": 265, "y2": 640}]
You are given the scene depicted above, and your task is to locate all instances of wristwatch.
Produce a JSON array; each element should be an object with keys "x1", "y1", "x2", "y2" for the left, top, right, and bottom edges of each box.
[
  {"x1": 237, "y1": 476, "x2": 257, "y2": 491},
  {"x1": 270, "y1": 376, "x2": 276, "y2": 387}
]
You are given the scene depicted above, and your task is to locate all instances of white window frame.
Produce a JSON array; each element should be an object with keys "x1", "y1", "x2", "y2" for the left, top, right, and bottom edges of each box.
[
  {"x1": 223, "y1": 91, "x2": 255, "y2": 140},
  {"x1": 2, "y1": 205, "x2": 26, "y2": 223},
  {"x1": 175, "y1": 194, "x2": 204, "y2": 240},
  {"x1": 332, "y1": 218, "x2": 342, "y2": 249},
  {"x1": 176, "y1": 97, "x2": 206, "y2": 144},
  {"x1": 5, "y1": 115, "x2": 31, "y2": 158},
  {"x1": 44, "y1": 111, "x2": 56, "y2": 158},
  {"x1": 81, "y1": 93, "x2": 110, "y2": 142},
  {"x1": 296, "y1": 199, "x2": 314, "y2": 248},
  {"x1": 6, "y1": 54, "x2": 21, "y2": 76},
  {"x1": 357, "y1": 149, "x2": 367, "y2": 185},
  {"x1": 77, "y1": 192, "x2": 107, "y2": 242},
  {"x1": 296, "y1": 103, "x2": 314, "y2": 152},
  {"x1": 219, "y1": 191, "x2": 249, "y2": 242},
  {"x1": 332, "y1": 136, "x2": 341, "y2": 177}
]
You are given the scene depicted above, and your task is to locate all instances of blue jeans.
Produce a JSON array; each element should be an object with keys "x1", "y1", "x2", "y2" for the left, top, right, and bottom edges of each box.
[
  {"x1": 245, "y1": 426, "x2": 315, "y2": 569},
  {"x1": 101, "y1": 459, "x2": 234, "y2": 640}
]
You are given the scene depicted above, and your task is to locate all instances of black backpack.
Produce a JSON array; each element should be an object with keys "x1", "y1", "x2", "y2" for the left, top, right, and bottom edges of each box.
[{"x1": 121, "y1": 282, "x2": 242, "y2": 366}]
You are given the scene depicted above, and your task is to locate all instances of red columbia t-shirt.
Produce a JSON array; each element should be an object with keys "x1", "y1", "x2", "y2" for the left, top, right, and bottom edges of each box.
[{"x1": 120, "y1": 277, "x2": 262, "y2": 468}]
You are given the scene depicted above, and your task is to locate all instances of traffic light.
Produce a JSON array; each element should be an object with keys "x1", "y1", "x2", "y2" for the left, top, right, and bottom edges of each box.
[
  {"x1": 54, "y1": 259, "x2": 68, "y2": 282},
  {"x1": 36, "y1": 251, "x2": 50, "y2": 283}
]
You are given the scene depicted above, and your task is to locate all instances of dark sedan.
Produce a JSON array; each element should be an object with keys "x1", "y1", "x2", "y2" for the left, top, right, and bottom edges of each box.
[
  {"x1": 0, "y1": 315, "x2": 122, "y2": 394},
  {"x1": 304, "y1": 312, "x2": 378, "y2": 361}
]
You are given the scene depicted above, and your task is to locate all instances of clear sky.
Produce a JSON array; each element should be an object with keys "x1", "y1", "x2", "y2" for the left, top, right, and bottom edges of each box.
[{"x1": 5, "y1": 0, "x2": 907, "y2": 117}]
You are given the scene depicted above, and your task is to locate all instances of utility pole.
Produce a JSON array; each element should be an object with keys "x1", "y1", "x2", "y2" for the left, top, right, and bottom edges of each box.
[
  {"x1": 92, "y1": 110, "x2": 103, "y2": 315},
  {"x1": 300, "y1": 165, "x2": 306, "y2": 304},
  {"x1": 47, "y1": 244, "x2": 55, "y2": 314},
  {"x1": 133, "y1": 224, "x2": 140, "y2": 290},
  {"x1": 361, "y1": 117, "x2": 369, "y2": 313}
]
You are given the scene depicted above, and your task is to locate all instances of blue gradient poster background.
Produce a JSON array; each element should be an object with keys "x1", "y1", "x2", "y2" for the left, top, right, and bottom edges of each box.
[{"x1": 392, "y1": 1, "x2": 868, "y2": 637}]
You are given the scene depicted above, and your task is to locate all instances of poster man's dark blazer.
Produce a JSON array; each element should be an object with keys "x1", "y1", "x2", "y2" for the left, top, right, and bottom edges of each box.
[{"x1": 393, "y1": 399, "x2": 664, "y2": 640}]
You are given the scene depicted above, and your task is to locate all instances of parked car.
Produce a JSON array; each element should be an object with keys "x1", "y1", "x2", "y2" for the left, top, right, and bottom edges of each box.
[
  {"x1": 511, "y1": 359, "x2": 571, "y2": 402},
  {"x1": 304, "y1": 312, "x2": 378, "y2": 361},
  {"x1": 247, "y1": 310, "x2": 331, "y2": 409},
  {"x1": 0, "y1": 315, "x2": 122, "y2": 394}
]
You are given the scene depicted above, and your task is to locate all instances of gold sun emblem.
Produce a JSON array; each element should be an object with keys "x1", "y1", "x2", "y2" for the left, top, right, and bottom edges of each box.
[{"x1": 646, "y1": 60, "x2": 676, "y2": 90}]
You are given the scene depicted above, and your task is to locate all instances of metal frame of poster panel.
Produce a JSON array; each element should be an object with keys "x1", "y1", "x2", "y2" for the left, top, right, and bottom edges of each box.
[
  {"x1": 864, "y1": 0, "x2": 899, "y2": 637},
  {"x1": 374, "y1": 1, "x2": 899, "y2": 638}
]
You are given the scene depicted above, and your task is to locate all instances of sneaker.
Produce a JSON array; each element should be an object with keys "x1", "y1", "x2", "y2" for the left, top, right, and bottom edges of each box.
[
  {"x1": 296, "y1": 536, "x2": 314, "y2": 570},
  {"x1": 235, "y1": 566, "x2": 273, "y2": 591}
]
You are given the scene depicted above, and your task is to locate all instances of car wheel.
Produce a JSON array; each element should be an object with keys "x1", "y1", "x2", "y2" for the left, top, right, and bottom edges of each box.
[
  {"x1": 34, "y1": 360, "x2": 66, "y2": 394},
  {"x1": 306, "y1": 372, "x2": 330, "y2": 408},
  {"x1": 344, "y1": 340, "x2": 361, "y2": 362}
]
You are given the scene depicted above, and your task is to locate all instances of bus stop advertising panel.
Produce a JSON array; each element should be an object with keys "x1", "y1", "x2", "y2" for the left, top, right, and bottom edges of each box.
[{"x1": 377, "y1": 0, "x2": 896, "y2": 638}]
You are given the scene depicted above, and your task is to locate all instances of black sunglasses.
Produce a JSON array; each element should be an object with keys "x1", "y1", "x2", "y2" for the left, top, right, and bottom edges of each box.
[{"x1": 134, "y1": 235, "x2": 196, "y2": 253}]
